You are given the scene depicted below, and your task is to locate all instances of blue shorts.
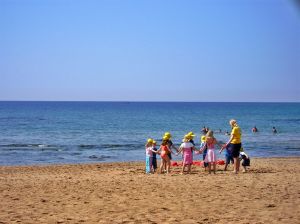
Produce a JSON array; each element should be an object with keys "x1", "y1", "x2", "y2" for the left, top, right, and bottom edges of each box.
[
  {"x1": 225, "y1": 153, "x2": 234, "y2": 164},
  {"x1": 202, "y1": 149, "x2": 208, "y2": 167}
]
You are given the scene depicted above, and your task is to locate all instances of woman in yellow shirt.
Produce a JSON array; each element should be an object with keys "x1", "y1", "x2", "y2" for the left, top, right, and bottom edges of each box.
[{"x1": 220, "y1": 119, "x2": 242, "y2": 174}]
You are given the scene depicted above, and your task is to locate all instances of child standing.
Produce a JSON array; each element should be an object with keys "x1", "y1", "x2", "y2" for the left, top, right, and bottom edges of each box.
[
  {"x1": 200, "y1": 135, "x2": 208, "y2": 171},
  {"x1": 152, "y1": 140, "x2": 158, "y2": 172},
  {"x1": 219, "y1": 144, "x2": 234, "y2": 171},
  {"x1": 162, "y1": 132, "x2": 178, "y2": 172},
  {"x1": 187, "y1": 131, "x2": 196, "y2": 146},
  {"x1": 157, "y1": 137, "x2": 172, "y2": 174},
  {"x1": 145, "y1": 138, "x2": 157, "y2": 174},
  {"x1": 163, "y1": 132, "x2": 178, "y2": 159},
  {"x1": 177, "y1": 135, "x2": 196, "y2": 174},
  {"x1": 201, "y1": 131, "x2": 220, "y2": 174}
]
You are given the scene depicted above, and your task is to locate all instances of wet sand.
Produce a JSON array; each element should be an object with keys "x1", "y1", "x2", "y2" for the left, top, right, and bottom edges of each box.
[{"x1": 0, "y1": 157, "x2": 299, "y2": 223}]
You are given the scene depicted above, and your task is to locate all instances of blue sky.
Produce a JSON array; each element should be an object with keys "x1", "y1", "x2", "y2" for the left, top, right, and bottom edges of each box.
[{"x1": 1, "y1": 0, "x2": 299, "y2": 102}]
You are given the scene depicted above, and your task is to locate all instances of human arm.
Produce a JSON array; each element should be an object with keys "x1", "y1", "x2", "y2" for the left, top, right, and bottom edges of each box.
[
  {"x1": 215, "y1": 140, "x2": 224, "y2": 153},
  {"x1": 219, "y1": 144, "x2": 227, "y2": 154},
  {"x1": 165, "y1": 145, "x2": 176, "y2": 155},
  {"x1": 156, "y1": 146, "x2": 162, "y2": 155},
  {"x1": 199, "y1": 143, "x2": 207, "y2": 153},
  {"x1": 193, "y1": 146, "x2": 202, "y2": 155},
  {"x1": 150, "y1": 148, "x2": 158, "y2": 154},
  {"x1": 191, "y1": 146, "x2": 196, "y2": 151},
  {"x1": 176, "y1": 146, "x2": 183, "y2": 156},
  {"x1": 221, "y1": 134, "x2": 234, "y2": 151},
  {"x1": 171, "y1": 144, "x2": 179, "y2": 153}
]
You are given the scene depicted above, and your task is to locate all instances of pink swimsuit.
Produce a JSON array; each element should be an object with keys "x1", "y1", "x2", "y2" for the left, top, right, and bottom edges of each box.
[
  {"x1": 204, "y1": 139, "x2": 217, "y2": 163},
  {"x1": 183, "y1": 147, "x2": 193, "y2": 165},
  {"x1": 181, "y1": 142, "x2": 193, "y2": 165}
]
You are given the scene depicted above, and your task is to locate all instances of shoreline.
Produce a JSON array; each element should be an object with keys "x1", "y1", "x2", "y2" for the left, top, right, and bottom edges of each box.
[
  {"x1": 1, "y1": 157, "x2": 299, "y2": 223},
  {"x1": 1, "y1": 156, "x2": 299, "y2": 168}
]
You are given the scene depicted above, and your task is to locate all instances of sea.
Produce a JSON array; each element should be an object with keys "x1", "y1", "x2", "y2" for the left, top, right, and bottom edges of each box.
[{"x1": 0, "y1": 101, "x2": 299, "y2": 166}]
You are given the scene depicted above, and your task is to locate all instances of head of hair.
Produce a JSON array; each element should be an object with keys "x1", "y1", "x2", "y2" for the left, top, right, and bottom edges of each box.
[
  {"x1": 230, "y1": 119, "x2": 237, "y2": 127},
  {"x1": 206, "y1": 130, "x2": 214, "y2": 138},
  {"x1": 161, "y1": 140, "x2": 168, "y2": 146}
]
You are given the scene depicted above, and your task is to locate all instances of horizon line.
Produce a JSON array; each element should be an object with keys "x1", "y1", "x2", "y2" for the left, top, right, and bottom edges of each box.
[{"x1": 0, "y1": 100, "x2": 299, "y2": 103}]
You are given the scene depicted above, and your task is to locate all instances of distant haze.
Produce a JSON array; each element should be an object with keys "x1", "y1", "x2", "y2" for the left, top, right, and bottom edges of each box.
[{"x1": 1, "y1": 0, "x2": 299, "y2": 102}]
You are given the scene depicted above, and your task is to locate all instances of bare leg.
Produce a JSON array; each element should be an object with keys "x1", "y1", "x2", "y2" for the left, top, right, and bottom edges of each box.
[
  {"x1": 187, "y1": 164, "x2": 191, "y2": 174},
  {"x1": 236, "y1": 158, "x2": 240, "y2": 172},
  {"x1": 208, "y1": 163, "x2": 211, "y2": 174},
  {"x1": 181, "y1": 164, "x2": 185, "y2": 174},
  {"x1": 165, "y1": 157, "x2": 171, "y2": 174},
  {"x1": 160, "y1": 160, "x2": 165, "y2": 174},
  {"x1": 242, "y1": 166, "x2": 247, "y2": 173},
  {"x1": 224, "y1": 163, "x2": 229, "y2": 171},
  {"x1": 213, "y1": 163, "x2": 216, "y2": 174},
  {"x1": 233, "y1": 157, "x2": 237, "y2": 173},
  {"x1": 233, "y1": 157, "x2": 239, "y2": 174}
]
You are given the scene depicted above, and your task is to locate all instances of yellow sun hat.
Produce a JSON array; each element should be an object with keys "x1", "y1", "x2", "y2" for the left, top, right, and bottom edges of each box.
[
  {"x1": 152, "y1": 140, "x2": 156, "y2": 144},
  {"x1": 147, "y1": 138, "x2": 153, "y2": 143},
  {"x1": 201, "y1": 135, "x2": 206, "y2": 142},
  {"x1": 185, "y1": 134, "x2": 192, "y2": 139},
  {"x1": 164, "y1": 132, "x2": 172, "y2": 138},
  {"x1": 163, "y1": 135, "x2": 170, "y2": 141},
  {"x1": 187, "y1": 132, "x2": 195, "y2": 139}
]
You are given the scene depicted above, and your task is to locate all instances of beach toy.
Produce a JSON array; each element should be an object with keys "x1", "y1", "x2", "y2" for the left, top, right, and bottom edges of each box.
[
  {"x1": 216, "y1": 160, "x2": 225, "y2": 165},
  {"x1": 193, "y1": 161, "x2": 201, "y2": 166},
  {"x1": 171, "y1": 161, "x2": 178, "y2": 166}
]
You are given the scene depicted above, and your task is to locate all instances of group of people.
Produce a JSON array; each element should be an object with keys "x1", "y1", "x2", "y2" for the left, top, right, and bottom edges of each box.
[
  {"x1": 252, "y1": 126, "x2": 277, "y2": 133},
  {"x1": 145, "y1": 119, "x2": 250, "y2": 175}
]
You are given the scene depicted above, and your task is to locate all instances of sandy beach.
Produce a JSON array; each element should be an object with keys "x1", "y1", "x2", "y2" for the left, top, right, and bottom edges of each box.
[{"x1": 0, "y1": 157, "x2": 299, "y2": 224}]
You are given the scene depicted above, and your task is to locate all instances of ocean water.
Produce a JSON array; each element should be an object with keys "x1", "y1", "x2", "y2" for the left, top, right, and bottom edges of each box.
[{"x1": 0, "y1": 101, "x2": 299, "y2": 166}]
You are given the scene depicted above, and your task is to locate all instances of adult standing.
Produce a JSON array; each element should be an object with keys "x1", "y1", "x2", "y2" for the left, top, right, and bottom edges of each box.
[{"x1": 220, "y1": 119, "x2": 242, "y2": 174}]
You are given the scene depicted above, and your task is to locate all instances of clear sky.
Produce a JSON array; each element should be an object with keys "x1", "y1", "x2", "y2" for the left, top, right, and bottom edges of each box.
[{"x1": 1, "y1": 0, "x2": 299, "y2": 102}]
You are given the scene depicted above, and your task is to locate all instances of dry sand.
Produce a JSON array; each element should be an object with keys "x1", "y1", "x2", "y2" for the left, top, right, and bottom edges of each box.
[{"x1": 0, "y1": 157, "x2": 299, "y2": 224}]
